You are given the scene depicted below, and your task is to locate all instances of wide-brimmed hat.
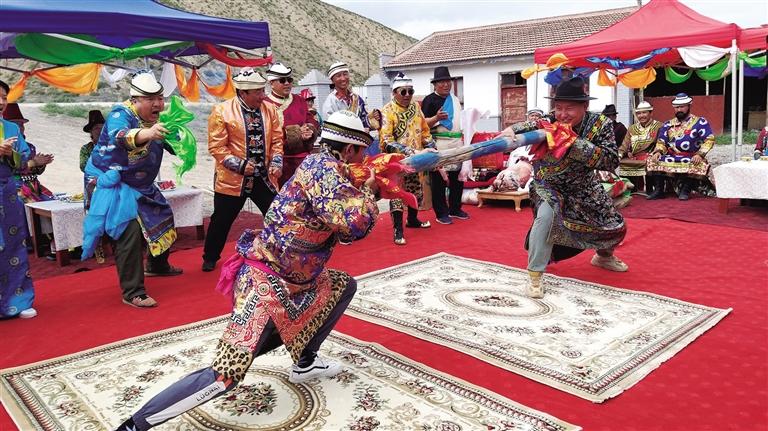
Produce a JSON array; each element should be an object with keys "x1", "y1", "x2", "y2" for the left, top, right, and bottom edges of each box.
[
  {"x1": 233, "y1": 67, "x2": 267, "y2": 90},
  {"x1": 545, "y1": 76, "x2": 596, "y2": 101},
  {"x1": 327, "y1": 61, "x2": 350, "y2": 80},
  {"x1": 431, "y1": 66, "x2": 453, "y2": 83},
  {"x1": 320, "y1": 110, "x2": 372, "y2": 147},
  {"x1": 602, "y1": 104, "x2": 618, "y2": 116},
  {"x1": 634, "y1": 101, "x2": 654, "y2": 112},
  {"x1": 83, "y1": 109, "x2": 105, "y2": 133},
  {"x1": 266, "y1": 63, "x2": 292, "y2": 81},
  {"x1": 299, "y1": 88, "x2": 315, "y2": 100},
  {"x1": 2, "y1": 103, "x2": 28, "y2": 123},
  {"x1": 130, "y1": 72, "x2": 163, "y2": 97},
  {"x1": 672, "y1": 93, "x2": 693, "y2": 106}
]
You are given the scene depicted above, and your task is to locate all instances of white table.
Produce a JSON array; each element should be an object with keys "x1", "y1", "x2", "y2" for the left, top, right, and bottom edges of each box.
[
  {"x1": 25, "y1": 186, "x2": 205, "y2": 266},
  {"x1": 713, "y1": 160, "x2": 768, "y2": 213}
]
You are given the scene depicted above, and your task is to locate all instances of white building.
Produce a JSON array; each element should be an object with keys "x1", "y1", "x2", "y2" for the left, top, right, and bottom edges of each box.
[{"x1": 383, "y1": 7, "x2": 637, "y2": 131}]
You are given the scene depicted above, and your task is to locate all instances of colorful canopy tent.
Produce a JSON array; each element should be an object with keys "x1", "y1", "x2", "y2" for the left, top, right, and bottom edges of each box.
[
  {"x1": 532, "y1": 0, "x2": 762, "y2": 160},
  {"x1": 0, "y1": 0, "x2": 272, "y2": 100},
  {"x1": 533, "y1": 0, "x2": 740, "y2": 67}
]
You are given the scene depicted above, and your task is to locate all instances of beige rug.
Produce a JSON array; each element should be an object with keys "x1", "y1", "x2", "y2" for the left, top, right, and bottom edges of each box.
[
  {"x1": 1, "y1": 316, "x2": 580, "y2": 431},
  {"x1": 347, "y1": 253, "x2": 731, "y2": 402}
]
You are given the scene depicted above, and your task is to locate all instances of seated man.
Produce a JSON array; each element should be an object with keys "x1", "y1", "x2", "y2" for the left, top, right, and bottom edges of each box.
[
  {"x1": 646, "y1": 93, "x2": 714, "y2": 201},
  {"x1": 755, "y1": 126, "x2": 768, "y2": 159},
  {"x1": 618, "y1": 101, "x2": 661, "y2": 193}
]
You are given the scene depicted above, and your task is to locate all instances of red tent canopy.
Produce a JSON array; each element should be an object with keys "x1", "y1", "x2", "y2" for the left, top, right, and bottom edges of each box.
[
  {"x1": 534, "y1": 0, "x2": 741, "y2": 67},
  {"x1": 739, "y1": 26, "x2": 768, "y2": 51}
]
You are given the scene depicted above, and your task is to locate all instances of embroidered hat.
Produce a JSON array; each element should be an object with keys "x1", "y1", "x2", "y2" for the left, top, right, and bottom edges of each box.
[
  {"x1": 328, "y1": 61, "x2": 350, "y2": 79},
  {"x1": 672, "y1": 93, "x2": 693, "y2": 106},
  {"x1": 299, "y1": 88, "x2": 315, "y2": 100},
  {"x1": 320, "y1": 110, "x2": 372, "y2": 147},
  {"x1": 83, "y1": 109, "x2": 105, "y2": 133},
  {"x1": 2, "y1": 103, "x2": 28, "y2": 124},
  {"x1": 233, "y1": 67, "x2": 267, "y2": 90},
  {"x1": 635, "y1": 101, "x2": 654, "y2": 112},
  {"x1": 130, "y1": 72, "x2": 163, "y2": 97},
  {"x1": 391, "y1": 74, "x2": 413, "y2": 90},
  {"x1": 266, "y1": 63, "x2": 293, "y2": 81}
]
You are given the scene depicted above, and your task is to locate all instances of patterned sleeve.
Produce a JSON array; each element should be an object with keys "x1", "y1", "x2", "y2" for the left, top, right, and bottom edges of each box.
[
  {"x1": 757, "y1": 128, "x2": 768, "y2": 152},
  {"x1": 79, "y1": 145, "x2": 90, "y2": 172},
  {"x1": 567, "y1": 117, "x2": 620, "y2": 171},
  {"x1": 6, "y1": 121, "x2": 31, "y2": 168},
  {"x1": 510, "y1": 120, "x2": 539, "y2": 134},
  {"x1": 379, "y1": 106, "x2": 413, "y2": 155},
  {"x1": 619, "y1": 126, "x2": 631, "y2": 156},
  {"x1": 304, "y1": 159, "x2": 379, "y2": 242},
  {"x1": 654, "y1": 122, "x2": 670, "y2": 154},
  {"x1": 694, "y1": 118, "x2": 715, "y2": 157},
  {"x1": 109, "y1": 109, "x2": 143, "y2": 151},
  {"x1": 357, "y1": 97, "x2": 371, "y2": 129},
  {"x1": 207, "y1": 104, "x2": 245, "y2": 174}
]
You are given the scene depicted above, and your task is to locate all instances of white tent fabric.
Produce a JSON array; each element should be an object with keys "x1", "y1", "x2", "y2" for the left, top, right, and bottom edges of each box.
[{"x1": 678, "y1": 45, "x2": 731, "y2": 68}]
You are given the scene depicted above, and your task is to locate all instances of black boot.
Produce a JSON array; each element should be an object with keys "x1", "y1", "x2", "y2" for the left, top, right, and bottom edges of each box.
[
  {"x1": 646, "y1": 176, "x2": 665, "y2": 200},
  {"x1": 678, "y1": 178, "x2": 693, "y2": 200},
  {"x1": 392, "y1": 211, "x2": 406, "y2": 245},
  {"x1": 406, "y1": 207, "x2": 431, "y2": 228}
]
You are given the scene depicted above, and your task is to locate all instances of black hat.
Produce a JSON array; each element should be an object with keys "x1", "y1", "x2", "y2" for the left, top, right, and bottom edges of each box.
[
  {"x1": 545, "y1": 76, "x2": 596, "y2": 101},
  {"x1": 431, "y1": 66, "x2": 453, "y2": 83},
  {"x1": 602, "y1": 104, "x2": 618, "y2": 115},
  {"x1": 83, "y1": 110, "x2": 105, "y2": 133}
]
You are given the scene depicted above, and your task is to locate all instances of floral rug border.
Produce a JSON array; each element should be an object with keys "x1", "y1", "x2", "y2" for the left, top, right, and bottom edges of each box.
[{"x1": 347, "y1": 253, "x2": 731, "y2": 402}]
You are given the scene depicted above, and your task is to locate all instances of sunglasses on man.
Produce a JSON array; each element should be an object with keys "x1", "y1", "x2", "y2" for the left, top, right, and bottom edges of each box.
[
  {"x1": 276, "y1": 77, "x2": 293, "y2": 84},
  {"x1": 398, "y1": 88, "x2": 415, "y2": 96}
]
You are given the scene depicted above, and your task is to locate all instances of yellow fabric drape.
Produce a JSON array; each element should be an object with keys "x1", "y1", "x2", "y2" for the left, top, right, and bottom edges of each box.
[
  {"x1": 617, "y1": 67, "x2": 657, "y2": 89},
  {"x1": 598, "y1": 68, "x2": 616, "y2": 87},
  {"x1": 174, "y1": 65, "x2": 200, "y2": 102},
  {"x1": 522, "y1": 65, "x2": 545, "y2": 80},
  {"x1": 201, "y1": 66, "x2": 235, "y2": 99},
  {"x1": 522, "y1": 53, "x2": 571, "y2": 80},
  {"x1": 8, "y1": 64, "x2": 101, "y2": 102}
]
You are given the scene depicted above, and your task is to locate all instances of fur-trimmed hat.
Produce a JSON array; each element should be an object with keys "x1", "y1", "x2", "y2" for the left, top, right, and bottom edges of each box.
[
  {"x1": 635, "y1": 101, "x2": 654, "y2": 112},
  {"x1": 266, "y1": 63, "x2": 292, "y2": 81},
  {"x1": 320, "y1": 110, "x2": 372, "y2": 147},
  {"x1": 130, "y1": 72, "x2": 163, "y2": 97},
  {"x1": 391, "y1": 74, "x2": 413, "y2": 90}
]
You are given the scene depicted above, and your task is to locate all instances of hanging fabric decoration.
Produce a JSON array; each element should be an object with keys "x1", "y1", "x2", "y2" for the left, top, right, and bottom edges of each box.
[
  {"x1": 665, "y1": 66, "x2": 693, "y2": 84},
  {"x1": 9, "y1": 63, "x2": 102, "y2": 101},
  {"x1": 544, "y1": 67, "x2": 593, "y2": 87},
  {"x1": 598, "y1": 68, "x2": 616, "y2": 86},
  {"x1": 201, "y1": 66, "x2": 236, "y2": 99},
  {"x1": 159, "y1": 62, "x2": 178, "y2": 97},
  {"x1": 617, "y1": 67, "x2": 656, "y2": 88},
  {"x1": 586, "y1": 48, "x2": 670, "y2": 70},
  {"x1": 739, "y1": 52, "x2": 767, "y2": 68},
  {"x1": 14, "y1": 33, "x2": 191, "y2": 65},
  {"x1": 197, "y1": 43, "x2": 273, "y2": 67},
  {"x1": 174, "y1": 65, "x2": 200, "y2": 102},
  {"x1": 100, "y1": 66, "x2": 129, "y2": 88},
  {"x1": 678, "y1": 45, "x2": 730, "y2": 68},
  {"x1": 157, "y1": 95, "x2": 197, "y2": 180},
  {"x1": 521, "y1": 64, "x2": 546, "y2": 80},
  {"x1": 695, "y1": 55, "x2": 732, "y2": 81}
]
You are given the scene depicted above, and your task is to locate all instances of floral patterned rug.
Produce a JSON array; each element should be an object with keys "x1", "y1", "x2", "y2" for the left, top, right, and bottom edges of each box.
[
  {"x1": 347, "y1": 253, "x2": 731, "y2": 402},
  {"x1": 1, "y1": 316, "x2": 579, "y2": 431}
]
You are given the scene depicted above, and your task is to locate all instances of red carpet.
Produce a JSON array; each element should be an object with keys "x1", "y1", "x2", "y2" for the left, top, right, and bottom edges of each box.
[
  {"x1": 2, "y1": 206, "x2": 767, "y2": 430},
  {"x1": 620, "y1": 195, "x2": 768, "y2": 232}
]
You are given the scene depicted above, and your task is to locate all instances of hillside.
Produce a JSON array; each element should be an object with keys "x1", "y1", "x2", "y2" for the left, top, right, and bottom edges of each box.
[{"x1": 0, "y1": 0, "x2": 416, "y2": 102}]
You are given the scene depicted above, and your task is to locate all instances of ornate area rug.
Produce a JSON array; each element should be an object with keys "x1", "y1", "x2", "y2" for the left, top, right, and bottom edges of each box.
[
  {"x1": 348, "y1": 253, "x2": 731, "y2": 402},
  {"x1": 1, "y1": 316, "x2": 579, "y2": 431}
]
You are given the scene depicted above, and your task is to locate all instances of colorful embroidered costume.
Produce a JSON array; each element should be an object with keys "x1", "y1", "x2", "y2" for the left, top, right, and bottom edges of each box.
[
  {"x1": 619, "y1": 119, "x2": 662, "y2": 177},
  {"x1": 646, "y1": 114, "x2": 714, "y2": 179},
  {"x1": 0, "y1": 118, "x2": 35, "y2": 318},
  {"x1": 322, "y1": 89, "x2": 371, "y2": 129},
  {"x1": 264, "y1": 92, "x2": 318, "y2": 186}
]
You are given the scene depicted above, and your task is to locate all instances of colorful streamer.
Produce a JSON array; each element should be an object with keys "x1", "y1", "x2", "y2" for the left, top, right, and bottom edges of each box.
[
  {"x1": 586, "y1": 48, "x2": 670, "y2": 70},
  {"x1": 158, "y1": 95, "x2": 197, "y2": 180},
  {"x1": 8, "y1": 63, "x2": 101, "y2": 102},
  {"x1": 174, "y1": 66, "x2": 200, "y2": 102}
]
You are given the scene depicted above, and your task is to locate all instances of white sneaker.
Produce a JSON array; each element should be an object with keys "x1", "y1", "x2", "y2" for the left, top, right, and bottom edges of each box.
[
  {"x1": 289, "y1": 356, "x2": 343, "y2": 384},
  {"x1": 590, "y1": 254, "x2": 629, "y2": 272},
  {"x1": 19, "y1": 308, "x2": 38, "y2": 319}
]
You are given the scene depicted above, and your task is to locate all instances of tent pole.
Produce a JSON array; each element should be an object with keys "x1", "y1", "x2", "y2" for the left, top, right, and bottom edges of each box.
[
  {"x1": 534, "y1": 70, "x2": 539, "y2": 109},
  {"x1": 730, "y1": 39, "x2": 737, "y2": 162},
  {"x1": 738, "y1": 57, "x2": 745, "y2": 157},
  {"x1": 0, "y1": 64, "x2": 27, "y2": 73}
]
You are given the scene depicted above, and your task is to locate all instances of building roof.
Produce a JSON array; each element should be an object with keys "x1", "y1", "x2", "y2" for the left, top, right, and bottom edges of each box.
[{"x1": 385, "y1": 7, "x2": 636, "y2": 69}]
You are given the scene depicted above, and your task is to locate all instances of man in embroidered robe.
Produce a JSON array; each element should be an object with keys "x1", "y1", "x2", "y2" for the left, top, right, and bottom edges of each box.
[
  {"x1": 264, "y1": 63, "x2": 319, "y2": 187},
  {"x1": 421, "y1": 66, "x2": 470, "y2": 224},
  {"x1": 322, "y1": 61, "x2": 372, "y2": 130},
  {"x1": 501, "y1": 76, "x2": 628, "y2": 299},
  {"x1": 202, "y1": 68, "x2": 284, "y2": 272},
  {"x1": 618, "y1": 101, "x2": 662, "y2": 193},
  {"x1": 82, "y1": 72, "x2": 182, "y2": 308},
  {"x1": 646, "y1": 93, "x2": 714, "y2": 201},
  {"x1": 115, "y1": 111, "x2": 380, "y2": 431},
  {"x1": 380, "y1": 75, "x2": 437, "y2": 245}
]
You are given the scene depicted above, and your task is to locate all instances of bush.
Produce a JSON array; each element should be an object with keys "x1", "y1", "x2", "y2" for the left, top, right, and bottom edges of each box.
[
  {"x1": 715, "y1": 129, "x2": 758, "y2": 146},
  {"x1": 40, "y1": 103, "x2": 105, "y2": 119}
]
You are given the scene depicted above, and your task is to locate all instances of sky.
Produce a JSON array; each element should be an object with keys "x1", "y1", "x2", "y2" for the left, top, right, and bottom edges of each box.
[{"x1": 322, "y1": 0, "x2": 768, "y2": 40}]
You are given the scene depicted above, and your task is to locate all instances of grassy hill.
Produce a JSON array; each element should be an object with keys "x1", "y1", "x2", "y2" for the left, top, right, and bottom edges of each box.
[{"x1": 0, "y1": 0, "x2": 415, "y2": 102}]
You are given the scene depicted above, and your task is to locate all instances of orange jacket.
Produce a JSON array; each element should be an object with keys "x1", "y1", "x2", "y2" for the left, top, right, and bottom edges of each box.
[{"x1": 208, "y1": 98, "x2": 284, "y2": 196}]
